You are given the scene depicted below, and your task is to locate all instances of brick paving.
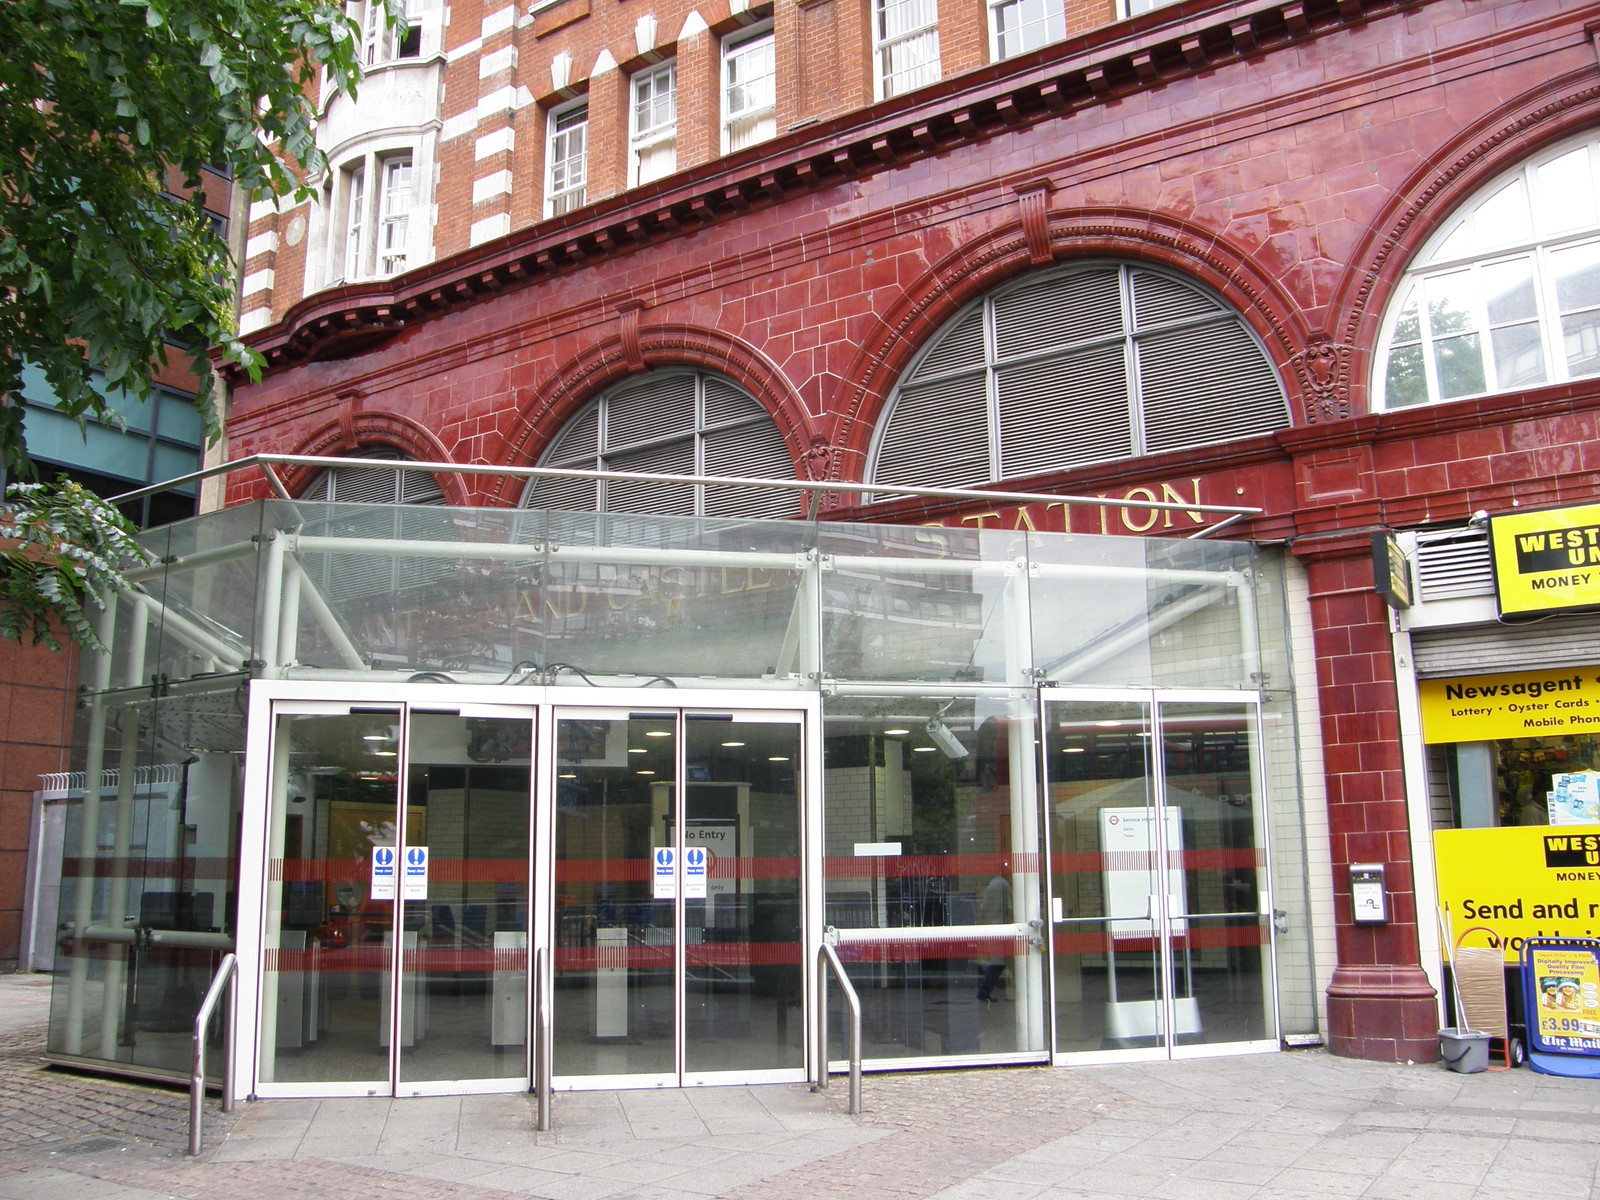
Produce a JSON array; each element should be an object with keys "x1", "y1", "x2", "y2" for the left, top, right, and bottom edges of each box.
[{"x1": 8, "y1": 972, "x2": 1600, "y2": 1199}]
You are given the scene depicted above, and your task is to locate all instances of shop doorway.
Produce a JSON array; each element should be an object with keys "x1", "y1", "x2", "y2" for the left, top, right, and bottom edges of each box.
[
  {"x1": 548, "y1": 708, "x2": 808, "y2": 1088},
  {"x1": 256, "y1": 702, "x2": 535, "y2": 1097},
  {"x1": 1045, "y1": 691, "x2": 1277, "y2": 1061}
]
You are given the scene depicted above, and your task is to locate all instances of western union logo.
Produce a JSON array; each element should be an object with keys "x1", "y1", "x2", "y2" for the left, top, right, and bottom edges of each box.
[
  {"x1": 1516, "y1": 527, "x2": 1600, "y2": 574},
  {"x1": 1491, "y1": 504, "x2": 1600, "y2": 616},
  {"x1": 1544, "y1": 833, "x2": 1600, "y2": 867}
]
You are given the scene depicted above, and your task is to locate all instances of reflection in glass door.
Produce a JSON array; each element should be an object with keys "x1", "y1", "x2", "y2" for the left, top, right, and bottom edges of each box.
[
  {"x1": 1045, "y1": 693, "x2": 1275, "y2": 1060},
  {"x1": 258, "y1": 704, "x2": 532, "y2": 1095},
  {"x1": 550, "y1": 709, "x2": 805, "y2": 1087}
]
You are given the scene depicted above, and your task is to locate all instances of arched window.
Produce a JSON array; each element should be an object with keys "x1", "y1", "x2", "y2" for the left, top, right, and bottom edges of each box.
[
  {"x1": 301, "y1": 447, "x2": 446, "y2": 505},
  {"x1": 523, "y1": 370, "x2": 798, "y2": 518},
  {"x1": 1375, "y1": 130, "x2": 1600, "y2": 409},
  {"x1": 870, "y1": 262, "x2": 1287, "y2": 489}
]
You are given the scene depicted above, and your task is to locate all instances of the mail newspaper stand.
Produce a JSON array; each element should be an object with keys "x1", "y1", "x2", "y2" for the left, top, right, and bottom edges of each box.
[{"x1": 1521, "y1": 938, "x2": 1600, "y2": 1078}]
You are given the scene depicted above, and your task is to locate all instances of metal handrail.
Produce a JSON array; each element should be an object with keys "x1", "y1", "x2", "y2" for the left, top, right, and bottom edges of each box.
[
  {"x1": 814, "y1": 939, "x2": 862, "y2": 1115},
  {"x1": 534, "y1": 945, "x2": 552, "y2": 1131},
  {"x1": 189, "y1": 952, "x2": 238, "y2": 1156}
]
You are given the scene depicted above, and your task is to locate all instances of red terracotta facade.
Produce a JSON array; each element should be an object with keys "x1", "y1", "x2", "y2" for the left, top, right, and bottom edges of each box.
[{"x1": 224, "y1": 0, "x2": 1600, "y2": 1060}]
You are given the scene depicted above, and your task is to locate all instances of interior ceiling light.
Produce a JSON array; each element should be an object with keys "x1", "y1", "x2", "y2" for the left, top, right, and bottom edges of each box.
[
  {"x1": 913, "y1": 746, "x2": 937, "y2": 753},
  {"x1": 645, "y1": 730, "x2": 671, "y2": 738},
  {"x1": 637, "y1": 769, "x2": 656, "y2": 776},
  {"x1": 883, "y1": 728, "x2": 910, "y2": 736},
  {"x1": 629, "y1": 747, "x2": 647, "y2": 754},
  {"x1": 768, "y1": 756, "x2": 789, "y2": 762},
  {"x1": 721, "y1": 741, "x2": 745, "y2": 747}
]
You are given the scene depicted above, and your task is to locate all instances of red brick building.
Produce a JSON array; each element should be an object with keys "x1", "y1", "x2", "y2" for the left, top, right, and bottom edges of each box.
[{"x1": 218, "y1": 0, "x2": 1600, "y2": 1065}]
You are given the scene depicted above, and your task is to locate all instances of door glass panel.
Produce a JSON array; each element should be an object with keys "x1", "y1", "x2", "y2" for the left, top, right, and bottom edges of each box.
[
  {"x1": 1047, "y1": 700, "x2": 1165, "y2": 1053},
  {"x1": 396, "y1": 713, "x2": 532, "y2": 1089},
  {"x1": 260, "y1": 710, "x2": 403, "y2": 1087},
  {"x1": 553, "y1": 713, "x2": 677, "y2": 1079},
  {"x1": 1159, "y1": 701, "x2": 1272, "y2": 1047},
  {"x1": 683, "y1": 717, "x2": 804, "y2": 1078},
  {"x1": 821, "y1": 694, "x2": 1044, "y2": 1061}
]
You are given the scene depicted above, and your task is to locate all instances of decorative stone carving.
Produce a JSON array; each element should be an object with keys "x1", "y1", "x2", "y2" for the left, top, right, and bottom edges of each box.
[
  {"x1": 617, "y1": 301, "x2": 645, "y2": 372},
  {"x1": 1014, "y1": 182, "x2": 1055, "y2": 268},
  {"x1": 1292, "y1": 339, "x2": 1352, "y2": 423}
]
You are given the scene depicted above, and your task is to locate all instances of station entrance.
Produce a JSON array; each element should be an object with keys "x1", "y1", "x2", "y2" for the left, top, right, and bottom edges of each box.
[{"x1": 43, "y1": 485, "x2": 1318, "y2": 1098}]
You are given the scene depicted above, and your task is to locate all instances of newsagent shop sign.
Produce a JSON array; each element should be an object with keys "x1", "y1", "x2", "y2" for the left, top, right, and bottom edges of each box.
[{"x1": 1419, "y1": 666, "x2": 1600, "y2": 743}]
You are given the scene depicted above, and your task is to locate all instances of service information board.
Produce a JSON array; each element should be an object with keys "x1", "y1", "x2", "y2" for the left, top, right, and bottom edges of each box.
[
  {"x1": 1434, "y1": 826, "x2": 1600, "y2": 962},
  {"x1": 1418, "y1": 665, "x2": 1600, "y2": 743},
  {"x1": 1523, "y1": 939, "x2": 1600, "y2": 1056},
  {"x1": 1490, "y1": 503, "x2": 1600, "y2": 616}
]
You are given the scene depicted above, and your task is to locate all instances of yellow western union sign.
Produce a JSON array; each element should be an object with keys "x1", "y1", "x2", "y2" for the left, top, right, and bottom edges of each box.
[
  {"x1": 1490, "y1": 503, "x2": 1600, "y2": 615},
  {"x1": 1435, "y1": 826, "x2": 1600, "y2": 962}
]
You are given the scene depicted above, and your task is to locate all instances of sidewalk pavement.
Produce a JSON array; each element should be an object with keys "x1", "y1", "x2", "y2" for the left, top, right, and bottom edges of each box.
[{"x1": 2, "y1": 971, "x2": 1598, "y2": 1200}]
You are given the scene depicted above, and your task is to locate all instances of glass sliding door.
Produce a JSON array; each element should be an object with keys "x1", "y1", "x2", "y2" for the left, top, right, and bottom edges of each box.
[
  {"x1": 397, "y1": 711, "x2": 532, "y2": 1092},
  {"x1": 257, "y1": 702, "x2": 533, "y2": 1096},
  {"x1": 1045, "y1": 692, "x2": 1275, "y2": 1061},
  {"x1": 549, "y1": 707, "x2": 806, "y2": 1087},
  {"x1": 818, "y1": 693, "x2": 1047, "y2": 1067},
  {"x1": 1158, "y1": 700, "x2": 1274, "y2": 1052},
  {"x1": 1046, "y1": 699, "x2": 1166, "y2": 1056},
  {"x1": 682, "y1": 714, "x2": 804, "y2": 1081}
]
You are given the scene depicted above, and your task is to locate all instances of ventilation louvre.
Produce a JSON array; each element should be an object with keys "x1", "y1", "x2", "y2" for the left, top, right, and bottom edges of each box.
[
  {"x1": 873, "y1": 263, "x2": 1289, "y2": 491},
  {"x1": 523, "y1": 370, "x2": 797, "y2": 517},
  {"x1": 913, "y1": 307, "x2": 986, "y2": 379},
  {"x1": 873, "y1": 373, "x2": 990, "y2": 489},
  {"x1": 997, "y1": 343, "x2": 1130, "y2": 475},
  {"x1": 993, "y1": 267, "x2": 1121, "y2": 360},
  {"x1": 1139, "y1": 320, "x2": 1289, "y2": 455},
  {"x1": 1414, "y1": 530, "x2": 1495, "y2": 602}
]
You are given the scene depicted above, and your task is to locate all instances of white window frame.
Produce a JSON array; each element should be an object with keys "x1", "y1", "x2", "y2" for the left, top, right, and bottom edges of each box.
[
  {"x1": 360, "y1": 0, "x2": 422, "y2": 67},
  {"x1": 341, "y1": 163, "x2": 366, "y2": 283},
  {"x1": 873, "y1": 0, "x2": 940, "y2": 100},
  {"x1": 630, "y1": 61, "x2": 678, "y2": 186},
  {"x1": 545, "y1": 100, "x2": 589, "y2": 217},
  {"x1": 377, "y1": 156, "x2": 412, "y2": 276},
  {"x1": 988, "y1": 0, "x2": 1064, "y2": 61},
  {"x1": 1373, "y1": 132, "x2": 1600, "y2": 411},
  {"x1": 722, "y1": 25, "x2": 776, "y2": 154},
  {"x1": 330, "y1": 148, "x2": 414, "y2": 283}
]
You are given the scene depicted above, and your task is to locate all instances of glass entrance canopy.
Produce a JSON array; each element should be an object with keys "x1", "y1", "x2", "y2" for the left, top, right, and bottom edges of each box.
[
  {"x1": 47, "y1": 491, "x2": 1309, "y2": 1090},
  {"x1": 95, "y1": 499, "x2": 1271, "y2": 694}
]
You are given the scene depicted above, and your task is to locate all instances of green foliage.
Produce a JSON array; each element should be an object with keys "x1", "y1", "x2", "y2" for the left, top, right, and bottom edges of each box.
[
  {"x1": 0, "y1": 479, "x2": 153, "y2": 652},
  {"x1": 0, "y1": 0, "x2": 397, "y2": 647},
  {"x1": 0, "y1": 0, "x2": 380, "y2": 482}
]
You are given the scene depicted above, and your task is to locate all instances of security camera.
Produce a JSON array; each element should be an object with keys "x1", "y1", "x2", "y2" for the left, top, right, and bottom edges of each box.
[
  {"x1": 925, "y1": 718, "x2": 969, "y2": 759},
  {"x1": 1468, "y1": 510, "x2": 1489, "y2": 528}
]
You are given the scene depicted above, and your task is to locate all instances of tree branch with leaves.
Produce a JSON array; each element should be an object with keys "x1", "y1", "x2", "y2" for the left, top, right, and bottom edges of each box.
[{"x1": 0, "y1": 0, "x2": 393, "y2": 647}]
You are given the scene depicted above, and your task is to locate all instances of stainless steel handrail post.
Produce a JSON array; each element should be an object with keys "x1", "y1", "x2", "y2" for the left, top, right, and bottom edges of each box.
[
  {"x1": 534, "y1": 945, "x2": 552, "y2": 1131},
  {"x1": 189, "y1": 952, "x2": 239, "y2": 1156},
  {"x1": 814, "y1": 941, "x2": 862, "y2": 1115}
]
